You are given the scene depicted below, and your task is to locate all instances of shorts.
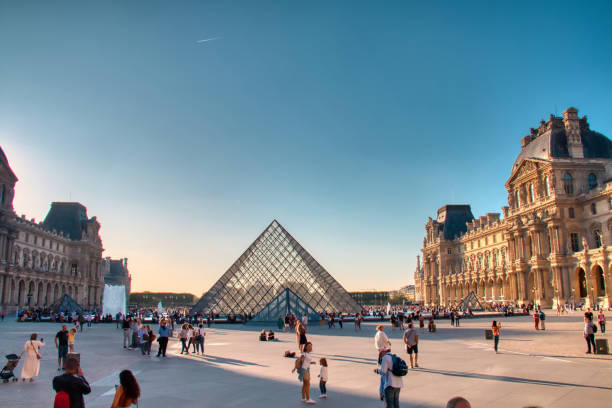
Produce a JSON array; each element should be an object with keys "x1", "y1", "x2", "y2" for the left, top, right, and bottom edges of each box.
[
  {"x1": 406, "y1": 344, "x2": 418, "y2": 355},
  {"x1": 58, "y1": 345, "x2": 68, "y2": 358},
  {"x1": 68, "y1": 342, "x2": 74, "y2": 346},
  {"x1": 302, "y1": 368, "x2": 311, "y2": 382}
]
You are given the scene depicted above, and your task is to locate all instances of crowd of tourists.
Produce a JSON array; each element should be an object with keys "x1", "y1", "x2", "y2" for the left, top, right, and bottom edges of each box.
[{"x1": 2, "y1": 303, "x2": 609, "y2": 408}]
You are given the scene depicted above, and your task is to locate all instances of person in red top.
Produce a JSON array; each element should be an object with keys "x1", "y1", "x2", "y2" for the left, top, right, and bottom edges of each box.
[
  {"x1": 533, "y1": 308, "x2": 540, "y2": 330},
  {"x1": 492, "y1": 321, "x2": 501, "y2": 353}
]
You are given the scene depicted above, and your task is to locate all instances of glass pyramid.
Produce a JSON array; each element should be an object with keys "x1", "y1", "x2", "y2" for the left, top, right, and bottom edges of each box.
[{"x1": 191, "y1": 220, "x2": 362, "y2": 320}]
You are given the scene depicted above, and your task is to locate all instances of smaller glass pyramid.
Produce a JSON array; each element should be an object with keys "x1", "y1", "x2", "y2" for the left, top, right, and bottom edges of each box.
[
  {"x1": 459, "y1": 292, "x2": 484, "y2": 311},
  {"x1": 253, "y1": 288, "x2": 319, "y2": 321},
  {"x1": 191, "y1": 220, "x2": 362, "y2": 319}
]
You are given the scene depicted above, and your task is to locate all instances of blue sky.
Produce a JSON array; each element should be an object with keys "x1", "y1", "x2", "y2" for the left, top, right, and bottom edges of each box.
[{"x1": 1, "y1": 1, "x2": 611, "y2": 293}]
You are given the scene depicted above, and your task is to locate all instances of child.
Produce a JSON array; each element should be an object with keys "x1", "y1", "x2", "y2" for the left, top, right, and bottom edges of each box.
[
  {"x1": 68, "y1": 328, "x2": 76, "y2": 352},
  {"x1": 318, "y1": 358, "x2": 328, "y2": 398},
  {"x1": 291, "y1": 342, "x2": 316, "y2": 404}
]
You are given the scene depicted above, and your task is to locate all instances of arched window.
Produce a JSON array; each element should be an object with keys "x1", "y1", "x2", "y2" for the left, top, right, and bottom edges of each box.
[
  {"x1": 588, "y1": 173, "x2": 597, "y2": 190},
  {"x1": 563, "y1": 173, "x2": 573, "y2": 194},
  {"x1": 544, "y1": 176, "x2": 550, "y2": 197},
  {"x1": 515, "y1": 190, "x2": 520, "y2": 208},
  {"x1": 529, "y1": 184, "x2": 535, "y2": 202}
]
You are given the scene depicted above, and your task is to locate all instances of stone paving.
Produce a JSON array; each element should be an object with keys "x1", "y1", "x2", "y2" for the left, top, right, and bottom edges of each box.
[{"x1": 0, "y1": 312, "x2": 610, "y2": 408}]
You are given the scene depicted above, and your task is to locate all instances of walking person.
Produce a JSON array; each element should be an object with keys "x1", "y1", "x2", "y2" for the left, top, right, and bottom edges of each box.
[
  {"x1": 110, "y1": 369, "x2": 140, "y2": 408},
  {"x1": 455, "y1": 312, "x2": 460, "y2": 327},
  {"x1": 157, "y1": 319, "x2": 170, "y2": 357},
  {"x1": 146, "y1": 325, "x2": 155, "y2": 353},
  {"x1": 1, "y1": 310, "x2": 5, "y2": 321},
  {"x1": 539, "y1": 310, "x2": 546, "y2": 330},
  {"x1": 533, "y1": 308, "x2": 540, "y2": 330},
  {"x1": 450, "y1": 311, "x2": 455, "y2": 327},
  {"x1": 375, "y1": 347, "x2": 403, "y2": 408},
  {"x1": 186, "y1": 324, "x2": 196, "y2": 353},
  {"x1": 318, "y1": 358, "x2": 328, "y2": 399},
  {"x1": 374, "y1": 325, "x2": 392, "y2": 364},
  {"x1": 139, "y1": 325, "x2": 150, "y2": 355},
  {"x1": 122, "y1": 317, "x2": 131, "y2": 348},
  {"x1": 597, "y1": 311, "x2": 606, "y2": 334},
  {"x1": 297, "y1": 321, "x2": 307, "y2": 352},
  {"x1": 492, "y1": 321, "x2": 501, "y2": 353},
  {"x1": 21, "y1": 333, "x2": 44, "y2": 382},
  {"x1": 55, "y1": 325, "x2": 69, "y2": 371},
  {"x1": 179, "y1": 324, "x2": 189, "y2": 354},
  {"x1": 584, "y1": 316, "x2": 596, "y2": 354},
  {"x1": 418, "y1": 315, "x2": 425, "y2": 333},
  {"x1": 403, "y1": 322, "x2": 419, "y2": 368},
  {"x1": 197, "y1": 323, "x2": 206, "y2": 355},
  {"x1": 52, "y1": 357, "x2": 91, "y2": 408}
]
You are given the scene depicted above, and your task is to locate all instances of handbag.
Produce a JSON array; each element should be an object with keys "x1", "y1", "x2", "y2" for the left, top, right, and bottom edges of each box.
[{"x1": 32, "y1": 341, "x2": 41, "y2": 360}]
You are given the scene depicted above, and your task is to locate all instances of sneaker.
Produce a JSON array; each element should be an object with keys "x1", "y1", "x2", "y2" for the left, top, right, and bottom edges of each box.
[
  {"x1": 305, "y1": 400, "x2": 317, "y2": 404},
  {"x1": 415, "y1": 364, "x2": 420, "y2": 368},
  {"x1": 320, "y1": 394, "x2": 327, "y2": 398},
  {"x1": 301, "y1": 399, "x2": 306, "y2": 403}
]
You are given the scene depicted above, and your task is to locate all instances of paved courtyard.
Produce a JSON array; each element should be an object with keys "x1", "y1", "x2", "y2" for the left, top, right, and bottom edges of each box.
[{"x1": 0, "y1": 312, "x2": 610, "y2": 408}]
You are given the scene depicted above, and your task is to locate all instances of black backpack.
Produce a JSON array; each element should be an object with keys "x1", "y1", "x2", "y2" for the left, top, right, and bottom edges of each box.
[
  {"x1": 390, "y1": 354, "x2": 408, "y2": 377},
  {"x1": 592, "y1": 323, "x2": 598, "y2": 333}
]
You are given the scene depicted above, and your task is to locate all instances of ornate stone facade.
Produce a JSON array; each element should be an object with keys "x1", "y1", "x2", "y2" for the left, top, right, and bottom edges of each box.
[
  {"x1": 415, "y1": 108, "x2": 612, "y2": 309},
  {"x1": 0, "y1": 147, "x2": 105, "y2": 312}
]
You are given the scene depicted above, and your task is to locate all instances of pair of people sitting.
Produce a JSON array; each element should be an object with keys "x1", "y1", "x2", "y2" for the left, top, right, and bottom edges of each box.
[{"x1": 259, "y1": 330, "x2": 275, "y2": 341}]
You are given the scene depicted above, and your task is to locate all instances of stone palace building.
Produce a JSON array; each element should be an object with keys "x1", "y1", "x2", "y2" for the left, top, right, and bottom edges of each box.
[
  {"x1": 415, "y1": 108, "x2": 612, "y2": 309},
  {"x1": 0, "y1": 147, "x2": 105, "y2": 312}
]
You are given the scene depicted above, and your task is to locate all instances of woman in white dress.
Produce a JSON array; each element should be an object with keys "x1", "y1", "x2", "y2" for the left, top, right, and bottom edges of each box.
[{"x1": 21, "y1": 333, "x2": 44, "y2": 382}]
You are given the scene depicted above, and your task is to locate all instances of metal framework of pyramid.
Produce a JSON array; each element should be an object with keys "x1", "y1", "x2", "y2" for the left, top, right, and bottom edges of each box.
[
  {"x1": 459, "y1": 291, "x2": 484, "y2": 311},
  {"x1": 52, "y1": 294, "x2": 84, "y2": 313},
  {"x1": 191, "y1": 220, "x2": 362, "y2": 320}
]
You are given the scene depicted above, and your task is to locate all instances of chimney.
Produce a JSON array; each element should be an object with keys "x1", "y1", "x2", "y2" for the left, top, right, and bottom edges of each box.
[{"x1": 563, "y1": 107, "x2": 583, "y2": 158}]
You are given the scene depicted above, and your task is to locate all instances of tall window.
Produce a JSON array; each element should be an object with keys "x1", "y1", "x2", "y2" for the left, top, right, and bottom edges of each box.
[
  {"x1": 515, "y1": 190, "x2": 520, "y2": 208},
  {"x1": 563, "y1": 173, "x2": 573, "y2": 194},
  {"x1": 588, "y1": 173, "x2": 597, "y2": 190},
  {"x1": 591, "y1": 203, "x2": 597, "y2": 215},
  {"x1": 594, "y1": 231, "x2": 602, "y2": 248},
  {"x1": 544, "y1": 176, "x2": 550, "y2": 196},
  {"x1": 529, "y1": 184, "x2": 534, "y2": 202},
  {"x1": 570, "y1": 233, "x2": 580, "y2": 252},
  {"x1": 569, "y1": 207, "x2": 575, "y2": 219},
  {"x1": 0, "y1": 184, "x2": 4, "y2": 204}
]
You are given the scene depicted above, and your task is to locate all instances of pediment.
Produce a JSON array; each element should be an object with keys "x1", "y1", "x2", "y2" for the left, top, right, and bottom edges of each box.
[{"x1": 506, "y1": 159, "x2": 542, "y2": 187}]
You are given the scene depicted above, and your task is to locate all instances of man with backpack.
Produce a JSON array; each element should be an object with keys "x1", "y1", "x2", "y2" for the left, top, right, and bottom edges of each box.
[
  {"x1": 52, "y1": 357, "x2": 91, "y2": 408},
  {"x1": 374, "y1": 348, "x2": 406, "y2": 408}
]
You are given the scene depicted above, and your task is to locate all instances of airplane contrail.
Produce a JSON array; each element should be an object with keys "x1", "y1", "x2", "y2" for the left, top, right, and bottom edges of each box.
[{"x1": 197, "y1": 37, "x2": 221, "y2": 43}]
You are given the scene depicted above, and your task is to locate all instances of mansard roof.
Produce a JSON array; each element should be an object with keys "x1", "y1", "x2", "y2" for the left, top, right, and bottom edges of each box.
[
  {"x1": 436, "y1": 205, "x2": 475, "y2": 241},
  {"x1": 512, "y1": 110, "x2": 612, "y2": 171},
  {"x1": 43, "y1": 202, "x2": 90, "y2": 241},
  {"x1": 0, "y1": 146, "x2": 18, "y2": 182}
]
